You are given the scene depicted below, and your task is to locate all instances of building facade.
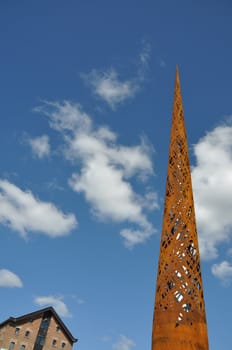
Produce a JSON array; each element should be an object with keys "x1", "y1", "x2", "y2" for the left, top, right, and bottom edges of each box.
[{"x1": 0, "y1": 308, "x2": 77, "y2": 350}]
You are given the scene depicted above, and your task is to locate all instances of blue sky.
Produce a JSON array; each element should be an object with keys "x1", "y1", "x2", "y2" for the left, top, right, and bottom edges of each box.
[{"x1": 0, "y1": 1, "x2": 232, "y2": 350}]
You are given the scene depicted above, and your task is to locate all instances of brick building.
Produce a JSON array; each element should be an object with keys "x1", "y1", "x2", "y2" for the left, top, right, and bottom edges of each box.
[{"x1": 0, "y1": 307, "x2": 77, "y2": 350}]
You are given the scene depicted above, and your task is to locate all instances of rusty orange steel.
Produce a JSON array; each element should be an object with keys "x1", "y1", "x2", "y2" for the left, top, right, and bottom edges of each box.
[{"x1": 152, "y1": 68, "x2": 209, "y2": 350}]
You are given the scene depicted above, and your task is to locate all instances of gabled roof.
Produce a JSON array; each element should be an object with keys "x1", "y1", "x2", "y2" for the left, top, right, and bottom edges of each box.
[{"x1": 0, "y1": 307, "x2": 77, "y2": 344}]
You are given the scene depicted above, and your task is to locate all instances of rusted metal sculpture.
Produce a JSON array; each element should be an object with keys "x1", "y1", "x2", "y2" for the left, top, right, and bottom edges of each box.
[{"x1": 152, "y1": 68, "x2": 209, "y2": 349}]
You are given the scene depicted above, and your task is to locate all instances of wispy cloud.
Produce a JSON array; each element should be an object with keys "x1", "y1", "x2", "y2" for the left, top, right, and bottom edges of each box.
[
  {"x1": 76, "y1": 298, "x2": 85, "y2": 305},
  {"x1": 36, "y1": 100, "x2": 156, "y2": 248},
  {"x1": 137, "y1": 40, "x2": 151, "y2": 78},
  {"x1": 27, "y1": 135, "x2": 51, "y2": 159},
  {"x1": 100, "y1": 336, "x2": 111, "y2": 343},
  {"x1": 211, "y1": 261, "x2": 232, "y2": 285},
  {"x1": 192, "y1": 123, "x2": 232, "y2": 260},
  {"x1": 70, "y1": 294, "x2": 85, "y2": 305},
  {"x1": 45, "y1": 178, "x2": 64, "y2": 192},
  {"x1": 82, "y1": 42, "x2": 150, "y2": 109},
  {"x1": 34, "y1": 295, "x2": 71, "y2": 317},
  {"x1": 112, "y1": 335, "x2": 135, "y2": 350},
  {"x1": 158, "y1": 58, "x2": 166, "y2": 68},
  {"x1": 120, "y1": 224, "x2": 154, "y2": 249},
  {"x1": 82, "y1": 69, "x2": 138, "y2": 109},
  {"x1": 0, "y1": 269, "x2": 23, "y2": 288},
  {"x1": 0, "y1": 179, "x2": 77, "y2": 237}
]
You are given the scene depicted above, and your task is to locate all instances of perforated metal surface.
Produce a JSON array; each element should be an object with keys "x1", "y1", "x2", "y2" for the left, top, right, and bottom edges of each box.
[{"x1": 152, "y1": 69, "x2": 209, "y2": 349}]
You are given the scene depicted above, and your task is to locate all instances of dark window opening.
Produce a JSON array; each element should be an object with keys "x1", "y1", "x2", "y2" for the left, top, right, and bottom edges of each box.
[
  {"x1": 15, "y1": 327, "x2": 20, "y2": 335},
  {"x1": 9, "y1": 342, "x2": 15, "y2": 350},
  {"x1": 40, "y1": 318, "x2": 49, "y2": 330},
  {"x1": 36, "y1": 336, "x2": 45, "y2": 346}
]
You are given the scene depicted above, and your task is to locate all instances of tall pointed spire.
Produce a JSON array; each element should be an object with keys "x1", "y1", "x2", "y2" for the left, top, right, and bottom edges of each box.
[{"x1": 152, "y1": 68, "x2": 209, "y2": 349}]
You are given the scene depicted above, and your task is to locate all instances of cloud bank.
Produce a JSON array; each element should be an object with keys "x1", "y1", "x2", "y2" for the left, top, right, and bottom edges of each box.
[
  {"x1": 0, "y1": 269, "x2": 23, "y2": 288},
  {"x1": 211, "y1": 261, "x2": 232, "y2": 285},
  {"x1": 36, "y1": 100, "x2": 157, "y2": 248},
  {"x1": 192, "y1": 124, "x2": 232, "y2": 260},
  {"x1": 34, "y1": 295, "x2": 71, "y2": 317},
  {"x1": 0, "y1": 179, "x2": 77, "y2": 237}
]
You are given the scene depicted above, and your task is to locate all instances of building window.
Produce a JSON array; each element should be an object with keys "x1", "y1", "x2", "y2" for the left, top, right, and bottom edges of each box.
[
  {"x1": 52, "y1": 340, "x2": 57, "y2": 347},
  {"x1": 9, "y1": 342, "x2": 15, "y2": 350},
  {"x1": 15, "y1": 327, "x2": 20, "y2": 335},
  {"x1": 25, "y1": 331, "x2": 30, "y2": 337},
  {"x1": 41, "y1": 318, "x2": 49, "y2": 329},
  {"x1": 36, "y1": 336, "x2": 45, "y2": 346},
  {"x1": 20, "y1": 345, "x2": 26, "y2": 350},
  {"x1": 56, "y1": 325, "x2": 60, "y2": 332},
  {"x1": 61, "y1": 343, "x2": 66, "y2": 348}
]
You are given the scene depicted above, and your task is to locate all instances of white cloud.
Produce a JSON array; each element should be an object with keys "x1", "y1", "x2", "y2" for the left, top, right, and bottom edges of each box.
[
  {"x1": 211, "y1": 261, "x2": 232, "y2": 285},
  {"x1": 192, "y1": 124, "x2": 232, "y2": 260},
  {"x1": 34, "y1": 296, "x2": 71, "y2": 317},
  {"x1": 36, "y1": 101, "x2": 156, "y2": 247},
  {"x1": 0, "y1": 179, "x2": 77, "y2": 237},
  {"x1": 113, "y1": 335, "x2": 135, "y2": 350},
  {"x1": 35, "y1": 101, "x2": 92, "y2": 133},
  {"x1": 0, "y1": 269, "x2": 23, "y2": 288},
  {"x1": 82, "y1": 43, "x2": 150, "y2": 109},
  {"x1": 28, "y1": 135, "x2": 50, "y2": 158},
  {"x1": 120, "y1": 224, "x2": 154, "y2": 249},
  {"x1": 141, "y1": 191, "x2": 159, "y2": 211},
  {"x1": 82, "y1": 69, "x2": 138, "y2": 109}
]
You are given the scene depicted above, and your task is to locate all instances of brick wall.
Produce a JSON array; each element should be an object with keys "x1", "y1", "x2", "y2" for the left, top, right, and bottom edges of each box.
[
  {"x1": 44, "y1": 317, "x2": 72, "y2": 350},
  {"x1": 0, "y1": 317, "x2": 72, "y2": 350},
  {"x1": 0, "y1": 318, "x2": 40, "y2": 350}
]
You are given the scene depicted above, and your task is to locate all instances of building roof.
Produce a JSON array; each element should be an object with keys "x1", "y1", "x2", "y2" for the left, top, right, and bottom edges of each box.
[{"x1": 0, "y1": 307, "x2": 77, "y2": 344}]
